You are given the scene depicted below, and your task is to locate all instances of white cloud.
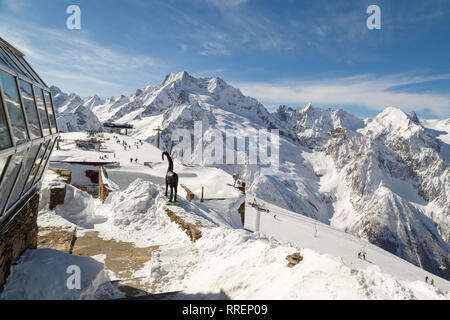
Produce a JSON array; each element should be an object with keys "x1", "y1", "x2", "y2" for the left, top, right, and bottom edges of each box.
[
  {"x1": 233, "y1": 73, "x2": 450, "y2": 118},
  {"x1": 179, "y1": 43, "x2": 188, "y2": 53},
  {"x1": 0, "y1": 17, "x2": 164, "y2": 96},
  {"x1": 205, "y1": 0, "x2": 248, "y2": 7},
  {"x1": 199, "y1": 41, "x2": 230, "y2": 56},
  {"x1": 1, "y1": 0, "x2": 28, "y2": 13}
]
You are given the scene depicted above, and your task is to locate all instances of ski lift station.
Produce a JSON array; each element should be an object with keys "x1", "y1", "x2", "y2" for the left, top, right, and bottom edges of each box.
[
  {"x1": 0, "y1": 37, "x2": 58, "y2": 289},
  {"x1": 103, "y1": 122, "x2": 133, "y2": 135}
]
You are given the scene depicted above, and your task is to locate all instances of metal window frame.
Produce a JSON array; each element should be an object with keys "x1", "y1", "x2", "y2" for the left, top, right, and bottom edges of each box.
[
  {"x1": 33, "y1": 85, "x2": 51, "y2": 135},
  {"x1": 0, "y1": 155, "x2": 11, "y2": 194},
  {"x1": 21, "y1": 139, "x2": 48, "y2": 196},
  {"x1": 0, "y1": 37, "x2": 58, "y2": 232},
  {"x1": 48, "y1": 90, "x2": 59, "y2": 133},
  {"x1": 0, "y1": 149, "x2": 26, "y2": 217},
  {"x1": 0, "y1": 52, "x2": 8, "y2": 67},
  {"x1": 16, "y1": 57, "x2": 39, "y2": 84},
  {"x1": 43, "y1": 90, "x2": 57, "y2": 133},
  {"x1": 0, "y1": 87, "x2": 13, "y2": 152},
  {"x1": 0, "y1": 68, "x2": 30, "y2": 145},
  {"x1": 0, "y1": 135, "x2": 55, "y2": 220},
  {"x1": 3, "y1": 148, "x2": 29, "y2": 213},
  {"x1": 6, "y1": 47, "x2": 40, "y2": 84},
  {"x1": 35, "y1": 138, "x2": 56, "y2": 184},
  {"x1": 19, "y1": 78, "x2": 44, "y2": 139},
  {"x1": 27, "y1": 139, "x2": 51, "y2": 190},
  {"x1": 15, "y1": 142, "x2": 42, "y2": 203},
  {"x1": 0, "y1": 45, "x2": 24, "y2": 77},
  {"x1": 0, "y1": 177, "x2": 39, "y2": 231},
  {"x1": 0, "y1": 55, "x2": 48, "y2": 91},
  {"x1": 19, "y1": 55, "x2": 48, "y2": 88},
  {"x1": 14, "y1": 76, "x2": 32, "y2": 141},
  {"x1": 2, "y1": 45, "x2": 34, "y2": 81},
  {"x1": 40, "y1": 87, "x2": 53, "y2": 135},
  {"x1": 0, "y1": 69, "x2": 15, "y2": 150},
  {"x1": 30, "y1": 82, "x2": 46, "y2": 138}
]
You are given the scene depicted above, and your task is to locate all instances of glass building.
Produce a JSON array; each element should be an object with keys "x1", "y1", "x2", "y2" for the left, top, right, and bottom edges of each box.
[{"x1": 0, "y1": 37, "x2": 58, "y2": 230}]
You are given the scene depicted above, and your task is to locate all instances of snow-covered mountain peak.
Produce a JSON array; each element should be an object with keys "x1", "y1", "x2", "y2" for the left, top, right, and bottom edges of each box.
[
  {"x1": 273, "y1": 104, "x2": 365, "y2": 148},
  {"x1": 50, "y1": 86, "x2": 102, "y2": 132},
  {"x1": 162, "y1": 71, "x2": 199, "y2": 89},
  {"x1": 300, "y1": 103, "x2": 313, "y2": 113},
  {"x1": 366, "y1": 107, "x2": 422, "y2": 135},
  {"x1": 83, "y1": 94, "x2": 103, "y2": 111},
  {"x1": 410, "y1": 112, "x2": 420, "y2": 125}
]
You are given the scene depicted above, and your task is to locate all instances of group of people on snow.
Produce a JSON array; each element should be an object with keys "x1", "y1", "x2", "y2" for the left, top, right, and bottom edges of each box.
[
  {"x1": 425, "y1": 276, "x2": 435, "y2": 286},
  {"x1": 357, "y1": 251, "x2": 436, "y2": 287}
]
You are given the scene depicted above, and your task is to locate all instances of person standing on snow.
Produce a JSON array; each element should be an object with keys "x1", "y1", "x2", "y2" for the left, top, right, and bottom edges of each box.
[{"x1": 425, "y1": 276, "x2": 429, "y2": 283}]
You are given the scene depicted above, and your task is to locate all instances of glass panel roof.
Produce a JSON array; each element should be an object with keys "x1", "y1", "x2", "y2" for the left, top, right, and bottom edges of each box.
[
  {"x1": 0, "y1": 71, "x2": 29, "y2": 145},
  {"x1": 0, "y1": 92, "x2": 12, "y2": 150},
  {"x1": 0, "y1": 151, "x2": 24, "y2": 216},
  {"x1": 19, "y1": 80, "x2": 42, "y2": 139},
  {"x1": 7, "y1": 144, "x2": 41, "y2": 209},
  {"x1": 0, "y1": 46, "x2": 25, "y2": 77},
  {"x1": 34, "y1": 86, "x2": 51, "y2": 136}
]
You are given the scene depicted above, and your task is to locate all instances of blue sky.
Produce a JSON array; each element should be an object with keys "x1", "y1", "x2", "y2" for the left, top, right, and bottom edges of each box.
[{"x1": 0, "y1": 0, "x2": 449, "y2": 119}]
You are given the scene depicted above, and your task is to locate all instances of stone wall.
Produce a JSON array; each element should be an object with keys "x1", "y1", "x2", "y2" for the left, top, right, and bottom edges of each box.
[
  {"x1": 48, "y1": 168, "x2": 72, "y2": 185},
  {"x1": 0, "y1": 193, "x2": 39, "y2": 291},
  {"x1": 98, "y1": 166, "x2": 111, "y2": 204},
  {"x1": 49, "y1": 185, "x2": 66, "y2": 210},
  {"x1": 164, "y1": 208, "x2": 202, "y2": 242}
]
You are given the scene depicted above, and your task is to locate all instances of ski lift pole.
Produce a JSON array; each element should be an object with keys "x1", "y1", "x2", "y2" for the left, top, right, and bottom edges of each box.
[
  {"x1": 248, "y1": 198, "x2": 269, "y2": 232},
  {"x1": 153, "y1": 126, "x2": 161, "y2": 149}
]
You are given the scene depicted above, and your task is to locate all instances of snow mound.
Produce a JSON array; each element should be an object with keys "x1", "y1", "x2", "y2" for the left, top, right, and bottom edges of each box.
[
  {"x1": 95, "y1": 179, "x2": 191, "y2": 247},
  {"x1": 39, "y1": 173, "x2": 106, "y2": 229},
  {"x1": 0, "y1": 249, "x2": 109, "y2": 300},
  {"x1": 142, "y1": 226, "x2": 450, "y2": 300},
  {"x1": 54, "y1": 185, "x2": 106, "y2": 228},
  {"x1": 108, "y1": 178, "x2": 160, "y2": 226}
]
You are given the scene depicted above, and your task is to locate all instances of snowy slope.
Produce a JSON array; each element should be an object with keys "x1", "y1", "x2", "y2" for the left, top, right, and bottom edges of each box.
[
  {"x1": 245, "y1": 196, "x2": 450, "y2": 293},
  {"x1": 49, "y1": 72, "x2": 450, "y2": 280},
  {"x1": 4, "y1": 168, "x2": 447, "y2": 299}
]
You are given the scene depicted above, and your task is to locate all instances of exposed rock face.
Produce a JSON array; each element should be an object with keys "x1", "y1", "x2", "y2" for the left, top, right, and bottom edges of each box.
[
  {"x1": 0, "y1": 193, "x2": 39, "y2": 291},
  {"x1": 325, "y1": 108, "x2": 450, "y2": 279}
]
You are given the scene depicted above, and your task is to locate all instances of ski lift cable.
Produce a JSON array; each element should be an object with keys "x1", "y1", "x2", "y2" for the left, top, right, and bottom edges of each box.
[{"x1": 250, "y1": 203, "x2": 361, "y2": 241}]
